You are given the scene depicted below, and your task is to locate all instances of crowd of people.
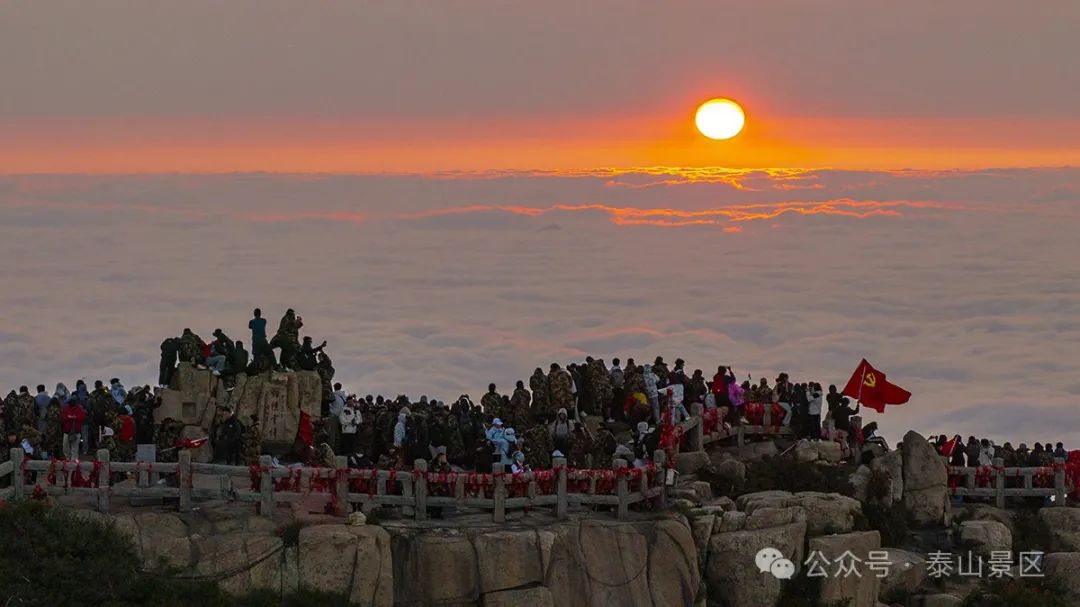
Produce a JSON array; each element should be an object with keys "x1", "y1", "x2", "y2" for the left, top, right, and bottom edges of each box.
[
  {"x1": 3, "y1": 307, "x2": 1072, "y2": 493},
  {"x1": 935, "y1": 435, "x2": 1069, "y2": 468},
  {"x1": 2, "y1": 307, "x2": 880, "y2": 478}
]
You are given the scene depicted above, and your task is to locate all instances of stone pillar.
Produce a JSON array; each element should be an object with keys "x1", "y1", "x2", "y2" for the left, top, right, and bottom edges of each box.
[
  {"x1": 413, "y1": 459, "x2": 428, "y2": 521},
  {"x1": 335, "y1": 455, "x2": 350, "y2": 517},
  {"x1": 689, "y1": 403, "x2": 705, "y2": 451},
  {"x1": 10, "y1": 447, "x2": 24, "y2": 500},
  {"x1": 259, "y1": 454, "x2": 275, "y2": 517},
  {"x1": 993, "y1": 457, "x2": 1005, "y2": 509},
  {"x1": 97, "y1": 449, "x2": 111, "y2": 513},
  {"x1": 614, "y1": 459, "x2": 629, "y2": 519},
  {"x1": 493, "y1": 463, "x2": 507, "y2": 523},
  {"x1": 554, "y1": 456, "x2": 568, "y2": 519}
]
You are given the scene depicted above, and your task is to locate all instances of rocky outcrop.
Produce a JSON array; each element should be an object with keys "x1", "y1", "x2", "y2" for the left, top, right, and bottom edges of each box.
[
  {"x1": 1040, "y1": 507, "x2": 1080, "y2": 551},
  {"x1": 298, "y1": 525, "x2": 393, "y2": 606},
  {"x1": 901, "y1": 431, "x2": 948, "y2": 525},
  {"x1": 909, "y1": 594, "x2": 962, "y2": 607},
  {"x1": 383, "y1": 518, "x2": 698, "y2": 607},
  {"x1": 793, "y1": 439, "x2": 843, "y2": 464},
  {"x1": 675, "y1": 450, "x2": 712, "y2": 476},
  {"x1": 958, "y1": 520, "x2": 1011, "y2": 557},
  {"x1": 737, "y1": 490, "x2": 862, "y2": 536},
  {"x1": 877, "y1": 548, "x2": 927, "y2": 601},
  {"x1": 809, "y1": 531, "x2": 882, "y2": 607},
  {"x1": 1044, "y1": 552, "x2": 1080, "y2": 603},
  {"x1": 485, "y1": 587, "x2": 555, "y2": 607},
  {"x1": 870, "y1": 450, "x2": 904, "y2": 504},
  {"x1": 706, "y1": 507, "x2": 807, "y2": 607}
]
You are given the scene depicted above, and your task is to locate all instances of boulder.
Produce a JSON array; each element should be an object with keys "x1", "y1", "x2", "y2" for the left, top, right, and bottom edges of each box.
[
  {"x1": 690, "y1": 514, "x2": 717, "y2": 567},
  {"x1": 956, "y1": 505, "x2": 1014, "y2": 536},
  {"x1": 675, "y1": 450, "x2": 712, "y2": 476},
  {"x1": 877, "y1": 548, "x2": 926, "y2": 602},
  {"x1": 170, "y1": 364, "x2": 220, "y2": 426},
  {"x1": 473, "y1": 530, "x2": 544, "y2": 593},
  {"x1": 815, "y1": 440, "x2": 844, "y2": 464},
  {"x1": 808, "y1": 531, "x2": 882, "y2": 607},
  {"x1": 734, "y1": 440, "x2": 778, "y2": 460},
  {"x1": 711, "y1": 458, "x2": 747, "y2": 491},
  {"x1": 958, "y1": 520, "x2": 1011, "y2": 557},
  {"x1": 293, "y1": 370, "x2": 323, "y2": 418},
  {"x1": 1044, "y1": 552, "x2": 1080, "y2": 602},
  {"x1": 901, "y1": 431, "x2": 948, "y2": 525},
  {"x1": 484, "y1": 587, "x2": 555, "y2": 607},
  {"x1": 706, "y1": 506, "x2": 807, "y2": 607},
  {"x1": 132, "y1": 512, "x2": 192, "y2": 570},
  {"x1": 298, "y1": 524, "x2": 393, "y2": 606},
  {"x1": 909, "y1": 594, "x2": 962, "y2": 607},
  {"x1": 738, "y1": 491, "x2": 862, "y2": 536},
  {"x1": 545, "y1": 521, "x2": 651, "y2": 607},
  {"x1": 254, "y1": 372, "x2": 299, "y2": 445},
  {"x1": 736, "y1": 490, "x2": 794, "y2": 511},
  {"x1": 156, "y1": 389, "x2": 188, "y2": 425},
  {"x1": 691, "y1": 481, "x2": 713, "y2": 503},
  {"x1": 194, "y1": 533, "x2": 283, "y2": 596},
  {"x1": 850, "y1": 465, "x2": 872, "y2": 502},
  {"x1": 870, "y1": 450, "x2": 904, "y2": 504},
  {"x1": 389, "y1": 532, "x2": 478, "y2": 606},
  {"x1": 1040, "y1": 508, "x2": 1080, "y2": 551},
  {"x1": 647, "y1": 519, "x2": 702, "y2": 607}
]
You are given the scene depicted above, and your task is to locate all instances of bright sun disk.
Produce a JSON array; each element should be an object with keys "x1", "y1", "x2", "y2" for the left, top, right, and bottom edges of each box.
[{"x1": 695, "y1": 98, "x2": 745, "y2": 140}]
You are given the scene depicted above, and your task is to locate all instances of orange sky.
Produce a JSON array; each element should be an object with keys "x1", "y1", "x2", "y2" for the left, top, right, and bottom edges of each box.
[{"x1": 4, "y1": 110, "x2": 1080, "y2": 174}]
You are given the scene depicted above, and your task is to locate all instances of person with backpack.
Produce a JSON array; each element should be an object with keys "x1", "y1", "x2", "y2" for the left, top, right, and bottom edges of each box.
[{"x1": 393, "y1": 407, "x2": 411, "y2": 469}]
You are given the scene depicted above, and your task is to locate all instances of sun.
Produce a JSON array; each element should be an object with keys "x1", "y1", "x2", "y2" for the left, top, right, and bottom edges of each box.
[{"x1": 695, "y1": 98, "x2": 746, "y2": 140}]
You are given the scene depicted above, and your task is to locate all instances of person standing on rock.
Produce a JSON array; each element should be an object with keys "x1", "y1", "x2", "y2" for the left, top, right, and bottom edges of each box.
[
  {"x1": 248, "y1": 308, "x2": 269, "y2": 362},
  {"x1": 480, "y1": 384, "x2": 503, "y2": 421},
  {"x1": 60, "y1": 397, "x2": 86, "y2": 460},
  {"x1": 547, "y1": 363, "x2": 575, "y2": 418},
  {"x1": 269, "y1": 309, "x2": 303, "y2": 370},
  {"x1": 159, "y1": 336, "x2": 179, "y2": 387},
  {"x1": 609, "y1": 358, "x2": 625, "y2": 422},
  {"x1": 529, "y1": 368, "x2": 550, "y2": 423},
  {"x1": 507, "y1": 380, "x2": 531, "y2": 428},
  {"x1": 588, "y1": 358, "x2": 613, "y2": 421},
  {"x1": 177, "y1": 328, "x2": 206, "y2": 366}
]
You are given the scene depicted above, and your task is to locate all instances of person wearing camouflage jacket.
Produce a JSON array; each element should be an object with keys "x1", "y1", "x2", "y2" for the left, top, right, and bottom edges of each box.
[
  {"x1": 507, "y1": 381, "x2": 531, "y2": 429},
  {"x1": 480, "y1": 384, "x2": 503, "y2": 421},
  {"x1": 547, "y1": 364, "x2": 574, "y2": 417}
]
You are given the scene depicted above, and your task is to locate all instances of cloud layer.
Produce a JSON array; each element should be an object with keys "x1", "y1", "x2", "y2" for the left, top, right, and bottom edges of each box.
[{"x1": 1, "y1": 168, "x2": 1078, "y2": 445}]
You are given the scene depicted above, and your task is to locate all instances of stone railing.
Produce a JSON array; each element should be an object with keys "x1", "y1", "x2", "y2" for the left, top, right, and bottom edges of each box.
[
  {"x1": 947, "y1": 456, "x2": 1069, "y2": 507},
  {"x1": 0, "y1": 447, "x2": 669, "y2": 523},
  {"x1": 677, "y1": 402, "x2": 794, "y2": 453}
]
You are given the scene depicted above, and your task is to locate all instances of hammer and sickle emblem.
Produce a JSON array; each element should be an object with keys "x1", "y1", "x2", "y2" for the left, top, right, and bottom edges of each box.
[{"x1": 863, "y1": 372, "x2": 877, "y2": 388}]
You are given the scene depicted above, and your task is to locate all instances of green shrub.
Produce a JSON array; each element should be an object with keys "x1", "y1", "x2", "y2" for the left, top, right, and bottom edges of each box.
[
  {"x1": 0, "y1": 500, "x2": 348, "y2": 607},
  {"x1": 743, "y1": 456, "x2": 854, "y2": 496},
  {"x1": 1011, "y1": 508, "x2": 1052, "y2": 553}
]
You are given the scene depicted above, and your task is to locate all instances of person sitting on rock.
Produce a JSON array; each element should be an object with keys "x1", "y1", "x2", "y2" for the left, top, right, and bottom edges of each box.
[{"x1": 177, "y1": 328, "x2": 206, "y2": 366}]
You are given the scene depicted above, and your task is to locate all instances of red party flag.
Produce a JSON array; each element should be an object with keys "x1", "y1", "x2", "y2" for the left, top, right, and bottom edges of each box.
[{"x1": 841, "y1": 359, "x2": 911, "y2": 413}]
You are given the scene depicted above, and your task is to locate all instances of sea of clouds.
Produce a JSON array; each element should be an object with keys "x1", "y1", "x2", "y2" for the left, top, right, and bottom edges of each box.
[{"x1": 1, "y1": 168, "x2": 1077, "y2": 445}]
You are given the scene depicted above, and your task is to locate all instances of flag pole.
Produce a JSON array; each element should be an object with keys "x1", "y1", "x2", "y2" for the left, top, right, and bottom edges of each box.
[{"x1": 856, "y1": 361, "x2": 867, "y2": 405}]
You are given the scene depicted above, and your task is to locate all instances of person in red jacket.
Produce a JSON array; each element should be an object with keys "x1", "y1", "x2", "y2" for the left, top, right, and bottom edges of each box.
[
  {"x1": 116, "y1": 412, "x2": 137, "y2": 461},
  {"x1": 60, "y1": 399, "x2": 87, "y2": 459}
]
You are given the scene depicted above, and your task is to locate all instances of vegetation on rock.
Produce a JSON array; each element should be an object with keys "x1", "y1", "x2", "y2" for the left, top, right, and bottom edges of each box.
[{"x1": 0, "y1": 500, "x2": 347, "y2": 607}]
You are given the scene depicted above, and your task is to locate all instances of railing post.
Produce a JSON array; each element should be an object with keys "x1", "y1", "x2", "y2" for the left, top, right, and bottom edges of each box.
[
  {"x1": 97, "y1": 449, "x2": 110, "y2": 513},
  {"x1": 614, "y1": 459, "x2": 629, "y2": 519},
  {"x1": 554, "y1": 456, "x2": 568, "y2": 520},
  {"x1": 401, "y1": 467, "x2": 415, "y2": 518},
  {"x1": 736, "y1": 425, "x2": 746, "y2": 456},
  {"x1": 689, "y1": 403, "x2": 705, "y2": 451},
  {"x1": 334, "y1": 456, "x2": 349, "y2": 517},
  {"x1": 178, "y1": 450, "x2": 192, "y2": 512},
  {"x1": 992, "y1": 457, "x2": 1005, "y2": 509},
  {"x1": 259, "y1": 454, "x2": 274, "y2": 517},
  {"x1": 763, "y1": 404, "x2": 771, "y2": 428},
  {"x1": 653, "y1": 450, "x2": 668, "y2": 510},
  {"x1": 1055, "y1": 457, "x2": 1067, "y2": 506},
  {"x1": 10, "y1": 447, "x2": 25, "y2": 501},
  {"x1": 493, "y1": 463, "x2": 506, "y2": 523},
  {"x1": 414, "y1": 459, "x2": 428, "y2": 521}
]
